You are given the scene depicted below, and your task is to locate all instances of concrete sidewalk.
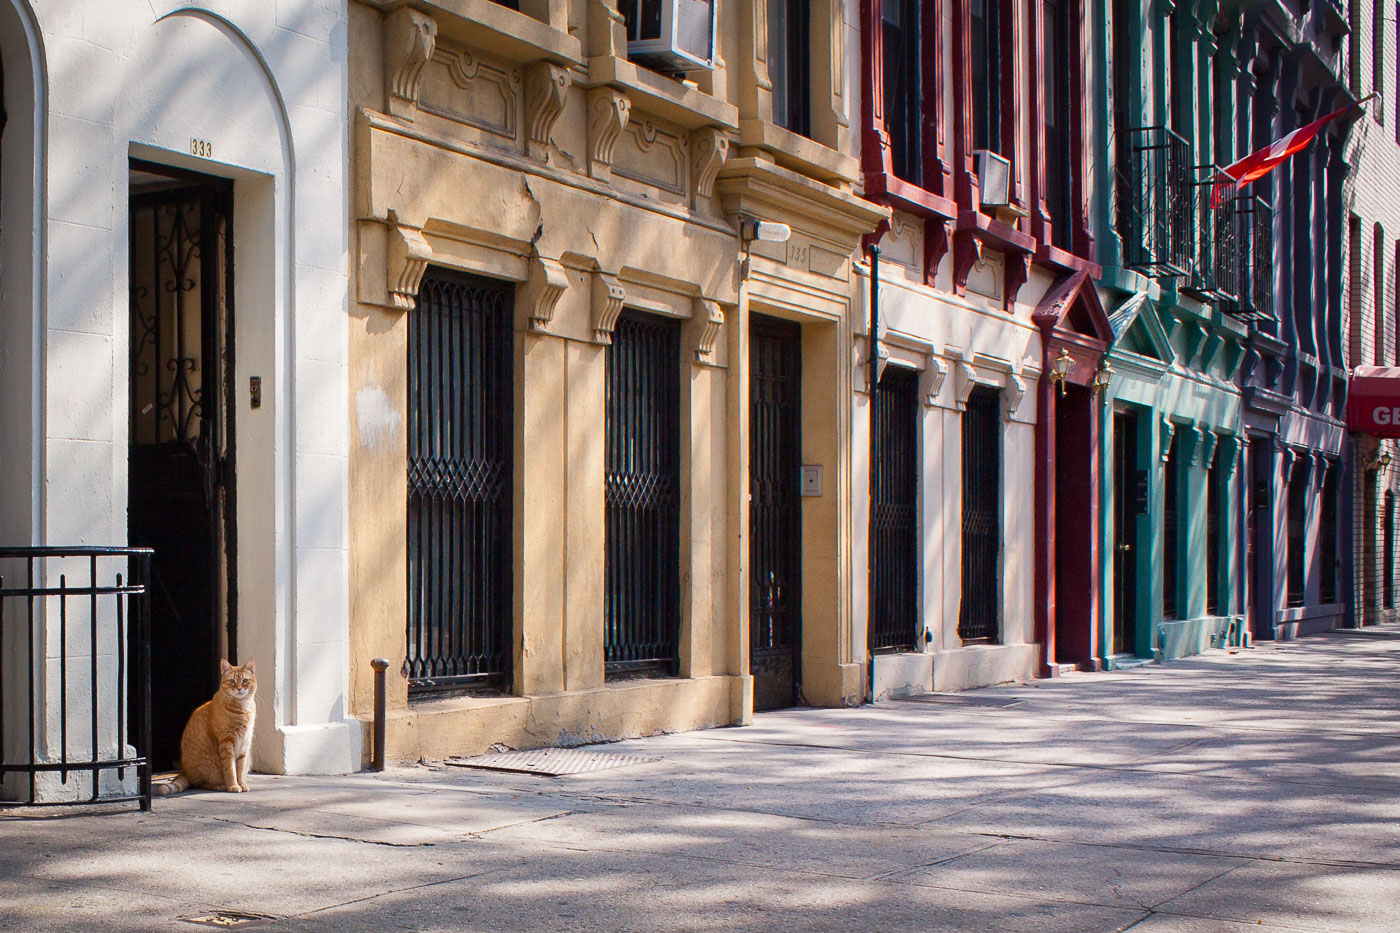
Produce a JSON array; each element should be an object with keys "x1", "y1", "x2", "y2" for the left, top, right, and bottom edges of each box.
[{"x1": 5, "y1": 627, "x2": 1400, "y2": 932}]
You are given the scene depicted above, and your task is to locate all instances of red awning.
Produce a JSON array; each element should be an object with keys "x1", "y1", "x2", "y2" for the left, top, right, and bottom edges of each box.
[{"x1": 1347, "y1": 366, "x2": 1400, "y2": 436}]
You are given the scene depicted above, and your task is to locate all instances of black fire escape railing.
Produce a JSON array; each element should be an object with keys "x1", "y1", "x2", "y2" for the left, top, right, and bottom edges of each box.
[
  {"x1": 1224, "y1": 193, "x2": 1275, "y2": 322},
  {"x1": 1185, "y1": 167, "x2": 1240, "y2": 304},
  {"x1": 1122, "y1": 126, "x2": 1194, "y2": 278},
  {"x1": 0, "y1": 547, "x2": 153, "y2": 810}
]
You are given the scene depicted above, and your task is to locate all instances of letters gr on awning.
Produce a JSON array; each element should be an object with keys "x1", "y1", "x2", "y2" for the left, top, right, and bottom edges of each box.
[{"x1": 1346, "y1": 366, "x2": 1400, "y2": 437}]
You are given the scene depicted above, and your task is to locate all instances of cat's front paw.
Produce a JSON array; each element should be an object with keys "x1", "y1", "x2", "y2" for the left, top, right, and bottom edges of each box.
[{"x1": 225, "y1": 784, "x2": 247, "y2": 793}]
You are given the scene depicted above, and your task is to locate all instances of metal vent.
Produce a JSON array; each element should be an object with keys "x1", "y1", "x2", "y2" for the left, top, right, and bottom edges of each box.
[{"x1": 445, "y1": 748, "x2": 659, "y2": 776}]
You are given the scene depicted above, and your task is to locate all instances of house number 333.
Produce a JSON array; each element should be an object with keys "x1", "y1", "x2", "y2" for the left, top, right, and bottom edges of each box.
[{"x1": 190, "y1": 138, "x2": 213, "y2": 158}]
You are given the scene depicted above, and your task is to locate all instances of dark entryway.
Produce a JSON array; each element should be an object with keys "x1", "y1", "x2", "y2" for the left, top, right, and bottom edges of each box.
[
  {"x1": 1248, "y1": 436, "x2": 1275, "y2": 640},
  {"x1": 406, "y1": 268, "x2": 514, "y2": 694},
  {"x1": 604, "y1": 311, "x2": 682, "y2": 677},
  {"x1": 127, "y1": 161, "x2": 235, "y2": 769},
  {"x1": 750, "y1": 315, "x2": 802, "y2": 710},
  {"x1": 959, "y1": 387, "x2": 1001, "y2": 642},
  {"x1": 1112, "y1": 409, "x2": 1143, "y2": 656},
  {"x1": 870, "y1": 365, "x2": 920, "y2": 653},
  {"x1": 1053, "y1": 383, "x2": 1094, "y2": 665}
]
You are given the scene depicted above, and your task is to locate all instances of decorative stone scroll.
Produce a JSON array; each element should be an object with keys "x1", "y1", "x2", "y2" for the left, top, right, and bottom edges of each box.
[
  {"x1": 387, "y1": 216, "x2": 433, "y2": 311},
  {"x1": 1159, "y1": 417, "x2": 1177, "y2": 462},
  {"x1": 522, "y1": 255, "x2": 569, "y2": 332},
  {"x1": 692, "y1": 297, "x2": 725, "y2": 364},
  {"x1": 525, "y1": 62, "x2": 571, "y2": 160},
  {"x1": 587, "y1": 88, "x2": 631, "y2": 181},
  {"x1": 1002, "y1": 373, "x2": 1027, "y2": 423},
  {"x1": 690, "y1": 127, "x2": 730, "y2": 207},
  {"x1": 591, "y1": 271, "x2": 626, "y2": 344},
  {"x1": 385, "y1": 8, "x2": 437, "y2": 121},
  {"x1": 924, "y1": 355, "x2": 948, "y2": 407},
  {"x1": 1198, "y1": 428, "x2": 1220, "y2": 469},
  {"x1": 948, "y1": 348, "x2": 978, "y2": 410}
]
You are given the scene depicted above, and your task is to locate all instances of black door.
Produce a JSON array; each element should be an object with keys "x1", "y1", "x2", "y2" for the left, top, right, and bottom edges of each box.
[
  {"x1": 750, "y1": 316, "x2": 802, "y2": 710},
  {"x1": 406, "y1": 269, "x2": 514, "y2": 694},
  {"x1": 127, "y1": 163, "x2": 235, "y2": 769},
  {"x1": 870, "y1": 366, "x2": 919, "y2": 652},
  {"x1": 958, "y1": 387, "x2": 1000, "y2": 642},
  {"x1": 1112, "y1": 410, "x2": 1140, "y2": 656}
]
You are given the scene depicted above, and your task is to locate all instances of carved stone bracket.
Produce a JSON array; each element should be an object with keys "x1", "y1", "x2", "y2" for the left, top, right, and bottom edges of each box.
[
  {"x1": 388, "y1": 217, "x2": 433, "y2": 311},
  {"x1": 692, "y1": 297, "x2": 725, "y2": 364},
  {"x1": 385, "y1": 8, "x2": 437, "y2": 121},
  {"x1": 1198, "y1": 429, "x2": 1220, "y2": 469},
  {"x1": 923, "y1": 221, "x2": 952, "y2": 288},
  {"x1": 1002, "y1": 373, "x2": 1027, "y2": 423},
  {"x1": 522, "y1": 255, "x2": 569, "y2": 332},
  {"x1": 525, "y1": 62, "x2": 571, "y2": 161},
  {"x1": 924, "y1": 355, "x2": 948, "y2": 407},
  {"x1": 948, "y1": 348, "x2": 978, "y2": 410},
  {"x1": 1160, "y1": 417, "x2": 1177, "y2": 462},
  {"x1": 690, "y1": 127, "x2": 730, "y2": 208},
  {"x1": 1003, "y1": 252, "x2": 1031, "y2": 311},
  {"x1": 867, "y1": 336, "x2": 890, "y2": 393},
  {"x1": 587, "y1": 88, "x2": 631, "y2": 181},
  {"x1": 951, "y1": 229, "x2": 982, "y2": 296},
  {"x1": 591, "y1": 271, "x2": 626, "y2": 344}
]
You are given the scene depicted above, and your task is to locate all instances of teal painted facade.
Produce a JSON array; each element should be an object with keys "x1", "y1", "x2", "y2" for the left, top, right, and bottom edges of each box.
[{"x1": 1091, "y1": 0, "x2": 1251, "y2": 664}]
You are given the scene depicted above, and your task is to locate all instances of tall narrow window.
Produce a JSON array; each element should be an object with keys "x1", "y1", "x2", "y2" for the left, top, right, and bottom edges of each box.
[
  {"x1": 1321, "y1": 461, "x2": 1339, "y2": 604},
  {"x1": 959, "y1": 387, "x2": 1002, "y2": 642},
  {"x1": 871, "y1": 366, "x2": 920, "y2": 652},
  {"x1": 407, "y1": 269, "x2": 514, "y2": 693},
  {"x1": 1206, "y1": 446, "x2": 1224, "y2": 615},
  {"x1": 1393, "y1": 240, "x2": 1400, "y2": 362},
  {"x1": 1395, "y1": 2, "x2": 1399, "y2": 137},
  {"x1": 1376, "y1": 224, "x2": 1387, "y2": 365},
  {"x1": 1044, "y1": 0, "x2": 1074, "y2": 250},
  {"x1": 1286, "y1": 459, "x2": 1307, "y2": 608},
  {"x1": 971, "y1": 0, "x2": 1003, "y2": 154},
  {"x1": 1112, "y1": 0, "x2": 1133, "y2": 252},
  {"x1": 604, "y1": 311, "x2": 682, "y2": 677},
  {"x1": 1351, "y1": 216, "x2": 1365, "y2": 360},
  {"x1": 1167, "y1": 11, "x2": 1183, "y2": 136},
  {"x1": 769, "y1": 0, "x2": 811, "y2": 138},
  {"x1": 1376, "y1": 0, "x2": 1386, "y2": 125},
  {"x1": 1386, "y1": 492, "x2": 1396, "y2": 609},
  {"x1": 1162, "y1": 432, "x2": 1180, "y2": 620},
  {"x1": 883, "y1": 0, "x2": 921, "y2": 184}
]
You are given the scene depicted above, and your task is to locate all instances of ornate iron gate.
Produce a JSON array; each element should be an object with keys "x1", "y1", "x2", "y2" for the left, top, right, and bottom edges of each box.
[
  {"x1": 604, "y1": 312, "x2": 681, "y2": 676},
  {"x1": 406, "y1": 269, "x2": 514, "y2": 693},
  {"x1": 128, "y1": 164, "x2": 235, "y2": 769},
  {"x1": 870, "y1": 366, "x2": 919, "y2": 652},
  {"x1": 750, "y1": 316, "x2": 802, "y2": 710},
  {"x1": 958, "y1": 387, "x2": 1000, "y2": 642}
]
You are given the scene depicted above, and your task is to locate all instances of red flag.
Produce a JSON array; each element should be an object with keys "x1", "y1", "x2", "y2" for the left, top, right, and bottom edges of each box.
[{"x1": 1211, "y1": 94, "x2": 1371, "y2": 206}]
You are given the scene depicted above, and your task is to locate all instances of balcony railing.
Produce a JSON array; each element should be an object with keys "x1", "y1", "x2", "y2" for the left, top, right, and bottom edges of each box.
[
  {"x1": 1185, "y1": 168, "x2": 1239, "y2": 303},
  {"x1": 1226, "y1": 193, "x2": 1275, "y2": 322},
  {"x1": 1121, "y1": 126, "x2": 1193, "y2": 278}
]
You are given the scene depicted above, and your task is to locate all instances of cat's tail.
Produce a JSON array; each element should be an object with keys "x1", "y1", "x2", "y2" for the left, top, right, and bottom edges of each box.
[{"x1": 155, "y1": 774, "x2": 190, "y2": 796}]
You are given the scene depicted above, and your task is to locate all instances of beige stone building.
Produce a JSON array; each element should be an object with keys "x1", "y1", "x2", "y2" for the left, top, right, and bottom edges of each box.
[{"x1": 348, "y1": 0, "x2": 885, "y2": 761}]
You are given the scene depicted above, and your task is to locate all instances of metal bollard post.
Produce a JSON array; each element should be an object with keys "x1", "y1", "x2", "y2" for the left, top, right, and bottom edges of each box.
[{"x1": 370, "y1": 658, "x2": 389, "y2": 772}]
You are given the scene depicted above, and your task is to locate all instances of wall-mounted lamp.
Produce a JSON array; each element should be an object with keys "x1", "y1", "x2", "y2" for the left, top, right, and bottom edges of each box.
[
  {"x1": 1365, "y1": 449, "x2": 1393, "y2": 472},
  {"x1": 1091, "y1": 359, "x2": 1114, "y2": 396},
  {"x1": 739, "y1": 218, "x2": 792, "y2": 243},
  {"x1": 1048, "y1": 348, "x2": 1073, "y2": 397}
]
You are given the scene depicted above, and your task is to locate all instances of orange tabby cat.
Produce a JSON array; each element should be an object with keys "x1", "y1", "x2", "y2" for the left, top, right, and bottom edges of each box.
[{"x1": 156, "y1": 658, "x2": 257, "y2": 795}]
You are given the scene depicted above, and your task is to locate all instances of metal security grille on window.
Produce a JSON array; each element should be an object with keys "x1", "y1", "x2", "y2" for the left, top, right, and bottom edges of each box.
[
  {"x1": 406, "y1": 270, "x2": 513, "y2": 693},
  {"x1": 605, "y1": 312, "x2": 682, "y2": 676},
  {"x1": 871, "y1": 366, "x2": 920, "y2": 652},
  {"x1": 959, "y1": 388, "x2": 1001, "y2": 643},
  {"x1": 1120, "y1": 127, "x2": 1193, "y2": 278}
]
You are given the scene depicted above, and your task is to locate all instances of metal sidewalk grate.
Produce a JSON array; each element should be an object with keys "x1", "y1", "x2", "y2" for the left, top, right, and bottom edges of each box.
[
  {"x1": 444, "y1": 748, "x2": 659, "y2": 776},
  {"x1": 181, "y1": 911, "x2": 275, "y2": 927},
  {"x1": 892, "y1": 694, "x2": 1024, "y2": 709}
]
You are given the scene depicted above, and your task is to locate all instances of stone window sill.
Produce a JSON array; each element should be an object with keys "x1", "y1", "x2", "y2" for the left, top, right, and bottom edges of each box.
[
  {"x1": 378, "y1": 0, "x2": 583, "y2": 66},
  {"x1": 586, "y1": 54, "x2": 738, "y2": 131},
  {"x1": 738, "y1": 119, "x2": 859, "y2": 185}
]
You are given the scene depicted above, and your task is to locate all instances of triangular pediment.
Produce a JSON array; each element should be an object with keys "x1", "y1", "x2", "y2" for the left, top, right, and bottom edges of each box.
[
  {"x1": 1109, "y1": 293, "x2": 1174, "y2": 366},
  {"x1": 1032, "y1": 270, "x2": 1114, "y2": 345}
]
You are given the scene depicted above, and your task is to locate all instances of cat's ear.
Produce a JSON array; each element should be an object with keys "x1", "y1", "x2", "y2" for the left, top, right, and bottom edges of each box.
[
  {"x1": 220, "y1": 658, "x2": 232, "y2": 675},
  {"x1": 244, "y1": 658, "x2": 255, "y2": 673}
]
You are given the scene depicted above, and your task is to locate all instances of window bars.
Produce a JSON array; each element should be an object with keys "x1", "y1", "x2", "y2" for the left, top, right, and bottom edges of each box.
[
  {"x1": 871, "y1": 366, "x2": 921, "y2": 652},
  {"x1": 1121, "y1": 126, "x2": 1193, "y2": 278},
  {"x1": 406, "y1": 269, "x2": 514, "y2": 694},
  {"x1": 0, "y1": 548, "x2": 153, "y2": 809},
  {"x1": 604, "y1": 312, "x2": 682, "y2": 677},
  {"x1": 959, "y1": 387, "x2": 1001, "y2": 643}
]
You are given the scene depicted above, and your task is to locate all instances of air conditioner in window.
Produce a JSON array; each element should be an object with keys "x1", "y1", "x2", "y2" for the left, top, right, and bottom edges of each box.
[
  {"x1": 973, "y1": 150, "x2": 1012, "y2": 209},
  {"x1": 623, "y1": 0, "x2": 716, "y2": 73}
]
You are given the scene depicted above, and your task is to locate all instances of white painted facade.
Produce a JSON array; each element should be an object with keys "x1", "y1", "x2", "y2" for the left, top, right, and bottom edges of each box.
[{"x1": 0, "y1": 0, "x2": 357, "y2": 794}]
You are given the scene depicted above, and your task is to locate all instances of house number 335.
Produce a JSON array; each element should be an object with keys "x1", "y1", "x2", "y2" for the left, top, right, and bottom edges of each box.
[{"x1": 190, "y1": 138, "x2": 213, "y2": 158}]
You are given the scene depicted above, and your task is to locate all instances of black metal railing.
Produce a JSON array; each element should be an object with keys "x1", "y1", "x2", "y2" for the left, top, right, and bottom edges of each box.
[
  {"x1": 959, "y1": 388, "x2": 1001, "y2": 643},
  {"x1": 0, "y1": 547, "x2": 152, "y2": 809},
  {"x1": 1121, "y1": 126, "x2": 1193, "y2": 278},
  {"x1": 871, "y1": 366, "x2": 920, "y2": 652},
  {"x1": 604, "y1": 312, "x2": 681, "y2": 676},
  {"x1": 406, "y1": 269, "x2": 514, "y2": 694},
  {"x1": 1185, "y1": 168, "x2": 1239, "y2": 303},
  {"x1": 1225, "y1": 194, "x2": 1275, "y2": 321}
]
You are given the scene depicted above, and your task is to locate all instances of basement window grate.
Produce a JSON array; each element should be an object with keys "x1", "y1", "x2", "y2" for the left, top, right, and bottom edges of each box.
[{"x1": 445, "y1": 748, "x2": 659, "y2": 776}]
